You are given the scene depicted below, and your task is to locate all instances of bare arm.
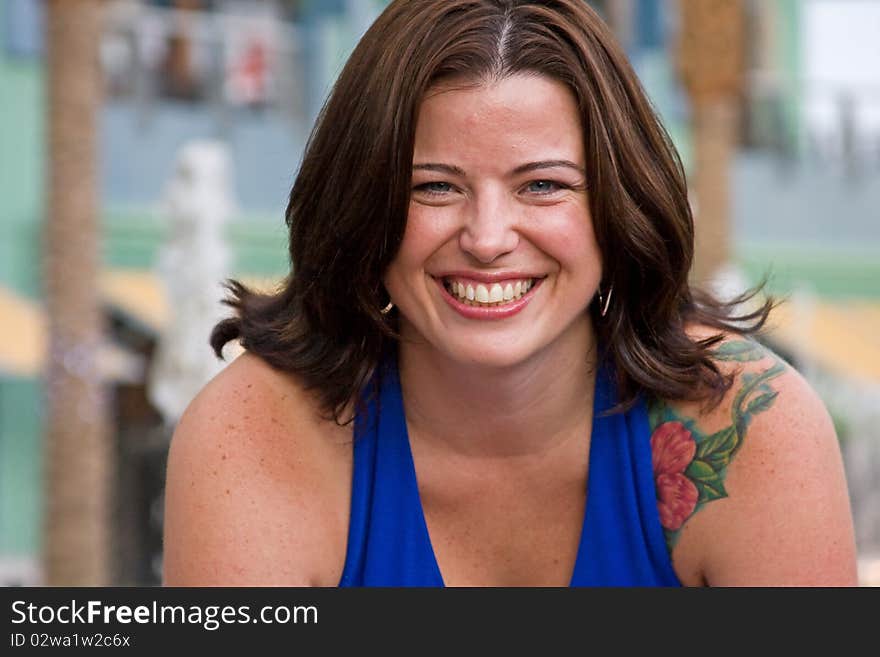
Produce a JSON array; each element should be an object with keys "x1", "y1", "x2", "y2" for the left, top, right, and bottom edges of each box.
[
  {"x1": 650, "y1": 339, "x2": 858, "y2": 586},
  {"x1": 161, "y1": 353, "x2": 352, "y2": 586}
]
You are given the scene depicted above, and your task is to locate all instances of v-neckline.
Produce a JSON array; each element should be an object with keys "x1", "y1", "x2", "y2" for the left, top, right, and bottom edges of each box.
[{"x1": 391, "y1": 361, "x2": 608, "y2": 587}]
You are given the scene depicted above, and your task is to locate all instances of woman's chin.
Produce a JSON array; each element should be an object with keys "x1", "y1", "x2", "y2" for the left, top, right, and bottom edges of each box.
[{"x1": 429, "y1": 340, "x2": 540, "y2": 372}]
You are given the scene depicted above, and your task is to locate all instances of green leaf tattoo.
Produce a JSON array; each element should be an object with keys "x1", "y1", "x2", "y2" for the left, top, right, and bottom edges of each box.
[
  {"x1": 746, "y1": 390, "x2": 778, "y2": 415},
  {"x1": 648, "y1": 340, "x2": 786, "y2": 552},
  {"x1": 711, "y1": 340, "x2": 767, "y2": 362}
]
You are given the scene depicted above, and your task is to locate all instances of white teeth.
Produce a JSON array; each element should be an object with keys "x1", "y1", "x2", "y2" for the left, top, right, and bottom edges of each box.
[{"x1": 444, "y1": 277, "x2": 537, "y2": 306}]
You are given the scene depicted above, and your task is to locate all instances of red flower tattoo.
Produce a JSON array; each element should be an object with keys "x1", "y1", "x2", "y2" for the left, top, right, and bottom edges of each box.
[
  {"x1": 655, "y1": 473, "x2": 699, "y2": 531},
  {"x1": 651, "y1": 421, "x2": 698, "y2": 531}
]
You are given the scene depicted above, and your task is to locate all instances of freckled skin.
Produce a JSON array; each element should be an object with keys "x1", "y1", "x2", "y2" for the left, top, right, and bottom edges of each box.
[
  {"x1": 647, "y1": 334, "x2": 858, "y2": 586},
  {"x1": 163, "y1": 352, "x2": 353, "y2": 586}
]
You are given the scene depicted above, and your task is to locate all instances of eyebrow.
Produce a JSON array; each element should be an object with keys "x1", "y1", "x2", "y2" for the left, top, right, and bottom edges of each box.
[
  {"x1": 513, "y1": 160, "x2": 585, "y2": 175},
  {"x1": 412, "y1": 163, "x2": 466, "y2": 176},
  {"x1": 412, "y1": 160, "x2": 585, "y2": 176}
]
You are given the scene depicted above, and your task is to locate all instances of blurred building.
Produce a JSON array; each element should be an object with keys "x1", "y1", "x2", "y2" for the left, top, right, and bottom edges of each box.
[
  {"x1": 736, "y1": 1, "x2": 880, "y2": 576},
  {"x1": 0, "y1": 0, "x2": 385, "y2": 586},
  {"x1": 0, "y1": 0, "x2": 877, "y2": 585}
]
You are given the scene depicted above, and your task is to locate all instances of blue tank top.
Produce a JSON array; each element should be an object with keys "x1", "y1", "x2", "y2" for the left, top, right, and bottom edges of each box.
[{"x1": 338, "y1": 353, "x2": 682, "y2": 587}]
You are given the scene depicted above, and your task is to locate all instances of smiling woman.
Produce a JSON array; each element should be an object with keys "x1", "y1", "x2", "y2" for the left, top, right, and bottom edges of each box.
[
  {"x1": 161, "y1": 0, "x2": 858, "y2": 587},
  {"x1": 386, "y1": 74, "x2": 600, "y2": 370}
]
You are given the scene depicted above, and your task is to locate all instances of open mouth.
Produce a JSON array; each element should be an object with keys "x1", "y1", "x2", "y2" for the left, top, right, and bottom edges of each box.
[{"x1": 441, "y1": 276, "x2": 542, "y2": 307}]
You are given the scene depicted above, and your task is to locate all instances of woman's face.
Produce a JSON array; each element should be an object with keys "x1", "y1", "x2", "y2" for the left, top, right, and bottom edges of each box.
[{"x1": 383, "y1": 73, "x2": 602, "y2": 369}]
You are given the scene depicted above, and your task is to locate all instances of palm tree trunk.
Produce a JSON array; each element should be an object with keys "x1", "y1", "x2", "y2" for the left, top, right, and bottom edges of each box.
[
  {"x1": 676, "y1": 0, "x2": 746, "y2": 284},
  {"x1": 690, "y1": 98, "x2": 739, "y2": 283},
  {"x1": 44, "y1": 0, "x2": 110, "y2": 586}
]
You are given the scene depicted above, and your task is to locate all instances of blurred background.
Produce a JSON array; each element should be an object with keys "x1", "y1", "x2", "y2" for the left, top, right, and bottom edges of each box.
[{"x1": 0, "y1": 0, "x2": 877, "y2": 586}]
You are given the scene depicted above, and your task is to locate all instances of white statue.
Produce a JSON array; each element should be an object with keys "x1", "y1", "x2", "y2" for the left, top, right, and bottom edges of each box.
[{"x1": 148, "y1": 140, "x2": 235, "y2": 426}]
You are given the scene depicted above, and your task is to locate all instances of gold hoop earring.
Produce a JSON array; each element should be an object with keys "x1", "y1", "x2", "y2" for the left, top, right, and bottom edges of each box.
[
  {"x1": 380, "y1": 301, "x2": 394, "y2": 315},
  {"x1": 597, "y1": 285, "x2": 613, "y2": 317}
]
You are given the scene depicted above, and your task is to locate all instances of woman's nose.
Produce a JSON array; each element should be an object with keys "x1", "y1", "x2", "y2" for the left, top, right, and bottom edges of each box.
[{"x1": 458, "y1": 193, "x2": 520, "y2": 264}]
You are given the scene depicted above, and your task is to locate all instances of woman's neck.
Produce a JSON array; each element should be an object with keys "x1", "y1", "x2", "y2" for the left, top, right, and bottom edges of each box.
[{"x1": 396, "y1": 318, "x2": 598, "y2": 459}]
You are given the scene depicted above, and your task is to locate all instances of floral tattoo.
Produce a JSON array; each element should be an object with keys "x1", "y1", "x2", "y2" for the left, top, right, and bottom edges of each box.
[{"x1": 648, "y1": 340, "x2": 786, "y2": 551}]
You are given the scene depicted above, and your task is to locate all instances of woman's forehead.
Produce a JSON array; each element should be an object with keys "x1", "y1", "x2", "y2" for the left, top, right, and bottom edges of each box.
[{"x1": 413, "y1": 74, "x2": 585, "y2": 165}]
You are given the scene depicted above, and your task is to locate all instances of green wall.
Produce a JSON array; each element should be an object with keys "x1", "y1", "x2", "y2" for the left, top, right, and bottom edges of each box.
[
  {"x1": 0, "y1": 6, "x2": 45, "y2": 297},
  {"x1": 102, "y1": 206, "x2": 290, "y2": 277},
  {"x1": 777, "y1": 0, "x2": 804, "y2": 155},
  {"x1": 737, "y1": 242, "x2": 880, "y2": 300},
  {"x1": 0, "y1": 378, "x2": 42, "y2": 556}
]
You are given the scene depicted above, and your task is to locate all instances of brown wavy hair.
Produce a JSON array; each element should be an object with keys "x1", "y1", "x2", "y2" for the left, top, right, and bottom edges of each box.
[{"x1": 211, "y1": 0, "x2": 773, "y2": 423}]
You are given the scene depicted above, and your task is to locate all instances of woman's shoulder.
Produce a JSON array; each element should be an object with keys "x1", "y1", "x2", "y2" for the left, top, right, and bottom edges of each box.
[
  {"x1": 162, "y1": 351, "x2": 353, "y2": 586},
  {"x1": 173, "y1": 349, "x2": 354, "y2": 444},
  {"x1": 647, "y1": 327, "x2": 858, "y2": 586}
]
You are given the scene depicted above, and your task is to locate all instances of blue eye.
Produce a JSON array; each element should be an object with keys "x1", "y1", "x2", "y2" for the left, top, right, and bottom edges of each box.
[
  {"x1": 414, "y1": 181, "x2": 453, "y2": 195},
  {"x1": 526, "y1": 180, "x2": 561, "y2": 194}
]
